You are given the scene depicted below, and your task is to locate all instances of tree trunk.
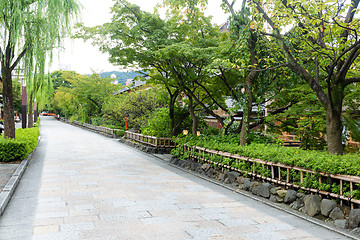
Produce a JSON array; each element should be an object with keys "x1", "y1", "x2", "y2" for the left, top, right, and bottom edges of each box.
[
  {"x1": 325, "y1": 85, "x2": 344, "y2": 154},
  {"x1": 240, "y1": 77, "x2": 254, "y2": 146},
  {"x1": 326, "y1": 108, "x2": 343, "y2": 154},
  {"x1": 188, "y1": 96, "x2": 198, "y2": 135},
  {"x1": 1, "y1": 65, "x2": 15, "y2": 139},
  {"x1": 224, "y1": 116, "x2": 235, "y2": 135},
  {"x1": 28, "y1": 92, "x2": 34, "y2": 128},
  {"x1": 169, "y1": 93, "x2": 176, "y2": 135},
  {"x1": 240, "y1": 33, "x2": 257, "y2": 146}
]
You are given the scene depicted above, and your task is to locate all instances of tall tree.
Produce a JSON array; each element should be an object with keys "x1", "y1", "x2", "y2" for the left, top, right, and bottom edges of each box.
[
  {"x1": 0, "y1": 0, "x2": 79, "y2": 138},
  {"x1": 251, "y1": 0, "x2": 360, "y2": 154}
]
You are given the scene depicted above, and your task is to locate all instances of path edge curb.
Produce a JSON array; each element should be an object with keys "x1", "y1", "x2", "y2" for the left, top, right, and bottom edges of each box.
[{"x1": 0, "y1": 136, "x2": 41, "y2": 216}]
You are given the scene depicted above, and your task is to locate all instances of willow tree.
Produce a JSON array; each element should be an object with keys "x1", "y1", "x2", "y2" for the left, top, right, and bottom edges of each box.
[{"x1": 0, "y1": 0, "x2": 79, "y2": 138}]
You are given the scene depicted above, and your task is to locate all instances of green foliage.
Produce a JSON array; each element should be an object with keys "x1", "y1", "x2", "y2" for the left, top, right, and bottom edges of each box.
[
  {"x1": 52, "y1": 71, "x2": 122, "y2": 122},
  {"x1": 103, "y1": 87, "x2": 164, "y2": 131},
  {"x1": 343, "y1": 115, "x2": 360, "y2": 143},
  {"x1": 12, "y1": 81, "x2": 22, "y2": 113},
  {"x1": 141, "y1": 108, "x2": 172, "y2": 137},
  {"x1": 51, "y1": 70, "x2": 78, "y2": 90},
  {"x1": 246, "y1": 131, "x2": 277, "y2": 145},
  {"x1": 0, "y1": 127, "x2": 40, "y2": 162},
  {"x1": 201, "y1": 126, "x2": 221, "y2": 136},
  {"x1": 266, "y1": 84, "x2": 327, "y2": 150},
  {"x1": 90, "y1": 116, "x2": 104, "y2": 126},
  {"x1": 114, "y1": 129, "x2": 125, "y2": 137},
  {"x1": 249, "y1": 0, "x2": 360, "y2": 154},
  {"x1": 173, "y1": 135, "x2": 360, "y2": 176}
]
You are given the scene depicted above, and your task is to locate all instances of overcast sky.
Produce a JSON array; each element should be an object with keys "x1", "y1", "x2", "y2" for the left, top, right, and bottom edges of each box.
[{"x1": 50, "y1": 0, "x2": 229, "y2": 74}]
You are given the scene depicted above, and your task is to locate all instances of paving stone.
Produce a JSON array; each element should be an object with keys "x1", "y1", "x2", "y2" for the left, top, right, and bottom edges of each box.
[
  {"x1": 186, "y1": 227, "x2": 224, "y2": 239},
  {"x1": 33, "y1": 225, "x2": 59, "y2": 235},
  {"x1": 244, "y1": 231, "x2": 288, "y2": 240},
  {"x1": 35, "y1": 211, "x2": 69, "y2": 219},
  {"x1": 218, "y1": 218, "x2": 258, "y2": 227},
  {"x1": 60, "y1": 221, "x2": 95, "y2": 231}
]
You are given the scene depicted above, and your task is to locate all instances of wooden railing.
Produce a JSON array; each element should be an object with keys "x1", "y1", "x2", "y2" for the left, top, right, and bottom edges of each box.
[
  {"x1": 185, "y1": 145, "x2": 360, "y2": 208},
  {"x1": 125, "y1": 131, "x2": 175, "y2": 148},
  {"x1": 67, "y1": 119, "x2": 120, "y2": 136}
]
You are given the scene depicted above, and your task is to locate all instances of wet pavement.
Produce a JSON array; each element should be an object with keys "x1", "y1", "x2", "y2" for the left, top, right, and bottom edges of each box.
[{"x1": 0, "y1": 117, "x2": 354, "y2": 240}]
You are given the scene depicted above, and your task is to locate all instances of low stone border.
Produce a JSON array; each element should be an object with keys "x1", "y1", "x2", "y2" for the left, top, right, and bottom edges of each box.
[
  {"x1": 0, "y1": 139, "x2": 39, "y2": 216},
  {"x1": 171, "y1": 157, "x2": 360, "y2": 238}
]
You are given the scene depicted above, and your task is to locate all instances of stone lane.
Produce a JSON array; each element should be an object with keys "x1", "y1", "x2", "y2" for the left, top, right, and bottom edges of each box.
[{"x1": 0, "y1": 117, "x2": 353, "y2": 240}]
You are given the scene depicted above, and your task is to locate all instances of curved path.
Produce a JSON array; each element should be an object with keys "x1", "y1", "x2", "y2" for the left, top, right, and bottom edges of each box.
[{"x1": 0, "y1": 117, "x2": 353, "y2": 240}]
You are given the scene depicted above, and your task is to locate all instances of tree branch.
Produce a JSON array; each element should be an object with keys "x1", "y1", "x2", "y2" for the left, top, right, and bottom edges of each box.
[
  {"x1": 195, "y1": 79, "x2": 228, "y2": 113},
  {"x1": 10, "y1": 48, "x2": 27, "y2": 71},
  {"x1": 116, "y1": 30, "x2": 144, "y2": 42},
  {"x1": 337, "y1": 44, "x2": 360, "y2": 83},
  {"x1": 336, "y1": 0, "x2": 360, "y2": 71},
  {"x1": 253, "y1": 0, "x2": 329, "y2": 108},
  {"x1": 236, "y1": 63, "x2": 288, "y2": 72},
  {"x1": 218, "y1": 67, "x2": 238, "y2": 101},
  {"x1": 345, "y1": 77, "x2": 360, "y2": 85},
  {"x1": 222, "y1": 0, "x2": 235, "y2": 15}
]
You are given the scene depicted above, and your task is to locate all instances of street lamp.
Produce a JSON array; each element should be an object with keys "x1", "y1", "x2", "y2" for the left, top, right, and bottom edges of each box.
[
  {"x1": 22, "y1": 80, "x2": 27, "y2": 129},
  {"x1": 34, "y1": 98, "x2": 37, "y2": 123}
]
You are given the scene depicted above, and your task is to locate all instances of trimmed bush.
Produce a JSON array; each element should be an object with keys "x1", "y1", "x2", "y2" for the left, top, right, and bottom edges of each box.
[{"x1": 0, "y1": 127, "x2": 40, "y2": 162}]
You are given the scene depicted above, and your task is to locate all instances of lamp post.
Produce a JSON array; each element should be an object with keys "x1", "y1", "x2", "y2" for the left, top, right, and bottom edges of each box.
[
  {"x1": 21, "y1": 80, "x2": 27, "y2": 129},
  {"x1": 34, "y1": 98, "x2": 37, "y2": 124}
]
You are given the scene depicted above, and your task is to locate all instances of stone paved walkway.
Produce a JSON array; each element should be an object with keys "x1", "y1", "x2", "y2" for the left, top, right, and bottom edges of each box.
[
  {"x1": 0, "y1": 117, "x2": 353, "y2": 240},
  {"x1": 0, "y1": 165, "x2": 18, "y2": 192}
]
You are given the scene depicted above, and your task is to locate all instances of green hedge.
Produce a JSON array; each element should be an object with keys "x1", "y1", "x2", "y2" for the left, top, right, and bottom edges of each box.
[
  {"x1": 172, "y1": 135, "x2": 360, "y2": 177},
  {"x1": 0, "y1": 127, "x2": 40, "y2": 162}
]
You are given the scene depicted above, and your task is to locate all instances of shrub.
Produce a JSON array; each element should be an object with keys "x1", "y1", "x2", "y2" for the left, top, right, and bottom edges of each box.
[
  {"x1": 200, "y1": 126, "x2": 221, "y2": 136},
  {"x1": 0, "y1": 127, "x2": 40, "y2": 162},
  {"x1": 90, "y1": 116, "x2": 104, "y2": 126},
  {"x1": 114, "y1": 129, "x2": 125, "y2": 137},
  {"x1": 141, "y1": 108, "x2": 172, "y2": 137}
]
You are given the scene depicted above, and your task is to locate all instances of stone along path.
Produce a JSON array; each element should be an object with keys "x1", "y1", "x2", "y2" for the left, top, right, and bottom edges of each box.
[{"x1": 0, "y1": 117, "x2": 352, "y2": 240}]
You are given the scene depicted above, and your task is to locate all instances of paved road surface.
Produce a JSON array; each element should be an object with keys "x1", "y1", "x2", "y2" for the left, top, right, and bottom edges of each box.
[{"x1": 0, "y1": 117, "x2": 353, "y2": 240}]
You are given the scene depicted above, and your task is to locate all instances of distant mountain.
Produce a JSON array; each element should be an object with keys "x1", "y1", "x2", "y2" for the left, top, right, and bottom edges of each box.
[{"x1": 100, "y1": 71, "x2": 144, "y2": 85}]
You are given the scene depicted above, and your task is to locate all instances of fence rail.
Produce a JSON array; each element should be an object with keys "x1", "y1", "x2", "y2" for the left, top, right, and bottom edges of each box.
[
  {"x1": 125, "y1": 131, "x2": 175, "y2": 148},
  {"x1": 185, "y1": 145, "x2": 360, "y2": 208},
  {"x1": 66, "y1": 119, "x2": 120, "y2": 137}
]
